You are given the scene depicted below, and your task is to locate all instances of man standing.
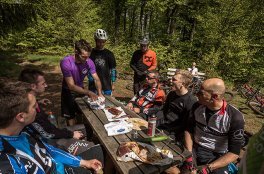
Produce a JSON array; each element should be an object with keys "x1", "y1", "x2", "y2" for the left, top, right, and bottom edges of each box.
[
  {"x1": 130, "y1": 37, "x2": 157, "y2": 94},
  {"x1": 60, "y1": 39, "x2": 103, "y2": 126},
  {"x1": 126, "y1": 70, "x2": 165, "y2": 116},
  {"x1": 88, "y1": 29, "x2": 117, "y2": 95},
  {"x1": 0, "y1": 80, "x2": 102, "y2": 174},
  {"x1": 157, "y1": 70, "x2": 197, "y2": 141},
  {"x1": 184, "y1": 78, "x2": 245, "y2": 174}
]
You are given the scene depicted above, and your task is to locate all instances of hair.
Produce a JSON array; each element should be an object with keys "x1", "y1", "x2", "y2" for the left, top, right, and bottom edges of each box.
[
  {"x1": 74, "y1": 39, "x2": 92, "y2": 54},
  {"x1": 175, "y1": 69, "x2": 193, "y2": 88},
  {"x1": 18, "y1": 68, "x2": 45, "y2": 84},
  {"x1": 148, "y1": 70, "x2": 160, "y2": 79},
  {"x1": 0, "y1": 80, "x2": 31, "y2": 128}
]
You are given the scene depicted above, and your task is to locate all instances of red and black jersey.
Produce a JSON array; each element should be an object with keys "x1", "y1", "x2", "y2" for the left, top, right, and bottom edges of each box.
[{"x1": 130, "y1": 84, "x2": 165, "y2": 109}]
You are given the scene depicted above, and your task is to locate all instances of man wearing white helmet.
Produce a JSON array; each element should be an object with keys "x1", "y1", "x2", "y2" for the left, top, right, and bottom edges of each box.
[
  {"x1": 88, "y1": 29, "x2": 117, "y2": 95},
  {"x1": 130, "y1": 37, "x2": 157, "y2": 94}
]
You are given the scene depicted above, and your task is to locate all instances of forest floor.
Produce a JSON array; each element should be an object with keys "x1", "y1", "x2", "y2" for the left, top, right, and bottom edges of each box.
[{"x1": 0, "y1": 52, "x2": 263, "y2": 134}]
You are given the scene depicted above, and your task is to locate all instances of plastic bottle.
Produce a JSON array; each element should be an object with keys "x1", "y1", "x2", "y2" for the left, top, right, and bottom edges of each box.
[
  {"x1": 147, "y1": 114, "x2": 157, "y2": 137},
  {"x1": 48, "y1": 112, "x2": 58, "y2": 127}
]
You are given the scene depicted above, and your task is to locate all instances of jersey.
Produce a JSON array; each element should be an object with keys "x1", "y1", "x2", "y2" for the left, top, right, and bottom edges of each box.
[
  {"x1": 130, "y1": 49, "x2": 157, "y2": 73},
  {"x1": 162, "y1": 91, "x2": 197, "y2": 132},
  {"x1": 130, "y1": 84, "x2": 165, "y2": 110},
  {"x1": 60, "y1": 55, "x2": 96, "y2": 89},
  {"x1": 0, "y1": 132, "x2": 81, "y2": 174},
  {"x1": 30, "y1": 103, "x2": 73, "y2": 139},
  {"x1": 187, "y1": 101, "x2": 245, "y2": 155},
  {"x1": 88, "y1": 48, "x2": 116, "y2": 91}
]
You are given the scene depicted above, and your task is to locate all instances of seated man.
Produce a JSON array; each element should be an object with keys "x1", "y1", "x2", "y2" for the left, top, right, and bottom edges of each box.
[
  {"x1": 126, "y1": 70, "x2": 165, "y2": 117},
  {"x1": 157, "y1": 70, "x2": 197, "y2": 141},
  {"x1": 18, "y1": 68, "x2": 97, "y2": 155},
  {"x1": 0, "y1": 80, "x2": 103, "y2": 174},
  {"x1": 184, "y1": 78, "x2": 245, "y2": 174}
]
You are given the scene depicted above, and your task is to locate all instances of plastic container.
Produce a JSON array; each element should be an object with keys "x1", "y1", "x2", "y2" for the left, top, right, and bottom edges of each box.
[
  {"x1": 48, "y1": 112, "x2": 58, "y2": 127},
  {"x1": 147, "y1": 114, "x2": 157, "y2": 137}
]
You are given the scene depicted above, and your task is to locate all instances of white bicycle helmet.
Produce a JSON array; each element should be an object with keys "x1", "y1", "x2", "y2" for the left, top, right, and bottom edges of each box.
[
  {"x1": 140, "y1": 37, "x2": 149, "y2": 45},
  {"x1": 94, "y1": 29, "x2": 108, "y2": 40}
]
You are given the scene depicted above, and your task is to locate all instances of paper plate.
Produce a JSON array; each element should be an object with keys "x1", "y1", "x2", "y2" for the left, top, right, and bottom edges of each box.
[{"x1": 128, "y1": 118, "x2": 148, "y2": 130}]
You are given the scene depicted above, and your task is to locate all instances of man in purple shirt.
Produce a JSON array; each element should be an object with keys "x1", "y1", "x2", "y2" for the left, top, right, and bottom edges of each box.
[{"x1": 61, "y1": 39, "x2": 103, "y2": 126}]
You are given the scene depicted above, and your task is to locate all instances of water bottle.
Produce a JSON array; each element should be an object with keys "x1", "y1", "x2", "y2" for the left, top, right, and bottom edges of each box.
[
  {"x1": 147, "y1": 114, "x2": 157, "y2": 137},
  {"x1": 48, "y1": 112, "x2": 58, "y2": 127}
]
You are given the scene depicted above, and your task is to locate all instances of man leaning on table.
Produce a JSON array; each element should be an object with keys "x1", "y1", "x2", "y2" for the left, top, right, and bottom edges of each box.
[
  {"x1": 0, "y1": 80, "x2": 103, "y2": 174},
  {"x1": 60, "y1": 39, "x2": 103, "y2": 126}
]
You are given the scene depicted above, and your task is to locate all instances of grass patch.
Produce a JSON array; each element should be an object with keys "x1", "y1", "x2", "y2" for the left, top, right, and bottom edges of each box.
[
  {"x1": 230, "y1": 93, "x2": 264, "y2": 134},
  {"x1": 25, "y1": 54, "x2": 62, "y2": 65}
]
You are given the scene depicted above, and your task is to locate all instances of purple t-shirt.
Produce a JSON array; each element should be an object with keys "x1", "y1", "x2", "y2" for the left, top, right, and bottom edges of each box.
[{"x1": 60, "y1": 55, "x2": 96, "y2": 88}]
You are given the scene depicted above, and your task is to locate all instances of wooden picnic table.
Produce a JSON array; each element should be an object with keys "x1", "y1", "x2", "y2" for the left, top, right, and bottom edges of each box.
[{"x1": 75, "y1": 96, "x2": 191, "y2": 174}]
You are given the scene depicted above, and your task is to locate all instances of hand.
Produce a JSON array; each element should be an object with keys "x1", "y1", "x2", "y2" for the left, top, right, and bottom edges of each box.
[
  {"x1": 133, "y1": 107, "x2": 140, "y2": 113},
  {"x1": 88, "y1": 91, "x2": 98, "y2": 101},
  {"x1": 197, "y1": 165, "x2": 210, "y2": 174},
  {"x1": 126, "y1": 103, "x2": 133, "y2": 110},
  {"x1": 112, "y1": 83, "x2": 115, "y2": 91},
  {"x1": 182, "y1": 156, "x2": 196, "y2": 172},
  {"x1": 80, "y1": 159, "x2": 102, "y2": 172},
  {"x1": 38, "y1": 98, "x2": 52, "y2": 106},
  {"x1": 143, "y1": 108, "x2": 149, "y2": 114},
  {"x1": 73, "y1": 131, "x2": 84, "y2": 139}
]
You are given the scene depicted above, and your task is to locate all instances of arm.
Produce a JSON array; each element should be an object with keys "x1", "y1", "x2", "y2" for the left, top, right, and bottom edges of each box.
[
  {"x1": 91, "y1": 73, "x2": 103, "y2": 97},
  {"x1": 207, "y1": 152, "x2": 238, "y2": 171},
  {"x1": 32, "y1": 109, "x2": 73, "y2": 139},
  {"x1": 80, "y1": 159, "x2": 102, "y2": 171},
  {"x1": 65, "y1": 76, "x2": 98, "y2": 99},
  {"x1": 44, "y1": 142, "x2": 102, "y2": 171},
  {"x1": 184, "y1": 131, "x2": 193, "y2": 152},
  {"x1": 208, "y1": 108, "x2": 245, "y2": 171}
]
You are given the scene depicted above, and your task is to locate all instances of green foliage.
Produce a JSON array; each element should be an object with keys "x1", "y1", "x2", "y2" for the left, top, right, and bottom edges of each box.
[{"x1": 0, "y1": 0, "x2": 263, "y2": 85}]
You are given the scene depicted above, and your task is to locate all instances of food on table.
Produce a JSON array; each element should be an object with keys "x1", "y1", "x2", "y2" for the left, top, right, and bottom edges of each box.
[
  {"x1": 108, "y1": 107, "x2": 122, "y2": 116},
  {"x1": 117, "y1": 142, "x2": 163, "y2": 163},
  {"x1": 127, "y1": 118, "x2": 148, "y2": 130}
]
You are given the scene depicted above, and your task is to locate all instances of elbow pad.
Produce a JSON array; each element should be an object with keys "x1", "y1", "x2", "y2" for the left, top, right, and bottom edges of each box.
[
  {"x1": 111, "y1": 69, "x2": 117, "y2": 82},
  {"x1": 88, "y1": 72, "x2": 94, "y2": 82}
]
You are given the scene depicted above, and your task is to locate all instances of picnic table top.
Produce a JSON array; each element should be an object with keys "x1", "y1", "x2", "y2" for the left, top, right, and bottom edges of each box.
[{"x1": 75, "y1": 96, "x2": 191, "y2": 174}]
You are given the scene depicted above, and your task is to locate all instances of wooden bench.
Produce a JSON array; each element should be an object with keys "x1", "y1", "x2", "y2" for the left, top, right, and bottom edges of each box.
[{"x1": 75, "y1": 96, "x2": 191, "y2": 174}]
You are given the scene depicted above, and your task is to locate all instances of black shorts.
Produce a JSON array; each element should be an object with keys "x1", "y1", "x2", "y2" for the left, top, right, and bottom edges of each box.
[
  {"x1": 193, "y1": 144, "x2": 229, "y2": 174},
  {"x1": 61, "y1": 87, "x2": 83, "y2": 119}
]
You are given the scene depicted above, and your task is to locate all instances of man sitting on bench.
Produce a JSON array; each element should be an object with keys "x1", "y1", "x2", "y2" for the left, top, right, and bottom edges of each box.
[{"x1": 126, "y1": 70, "x2": 165, "y2": 118}]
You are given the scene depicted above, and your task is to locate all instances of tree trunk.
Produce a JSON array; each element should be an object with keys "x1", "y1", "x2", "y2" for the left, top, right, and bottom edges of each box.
[
  {"x1": 123, "y1": 7, "x2": 127, "y2": 33},
  {"x1": 114, "y1": 0, "x2": 122, "y2": 44},
  {"x1": 140, "y1": 0, "x2": 146, "y2": 37}
]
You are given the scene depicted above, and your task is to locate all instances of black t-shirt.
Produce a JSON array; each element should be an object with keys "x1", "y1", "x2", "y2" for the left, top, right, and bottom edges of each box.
[
  {"x1": 162, "y1": 91, "x2": 197, "y2": 131},
  {"x1": 130, "y1": 50, "x2": 149, "y2": 73},
  {"x1": 89, "y1": 48, "x2": 116, "y2": 91}
]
